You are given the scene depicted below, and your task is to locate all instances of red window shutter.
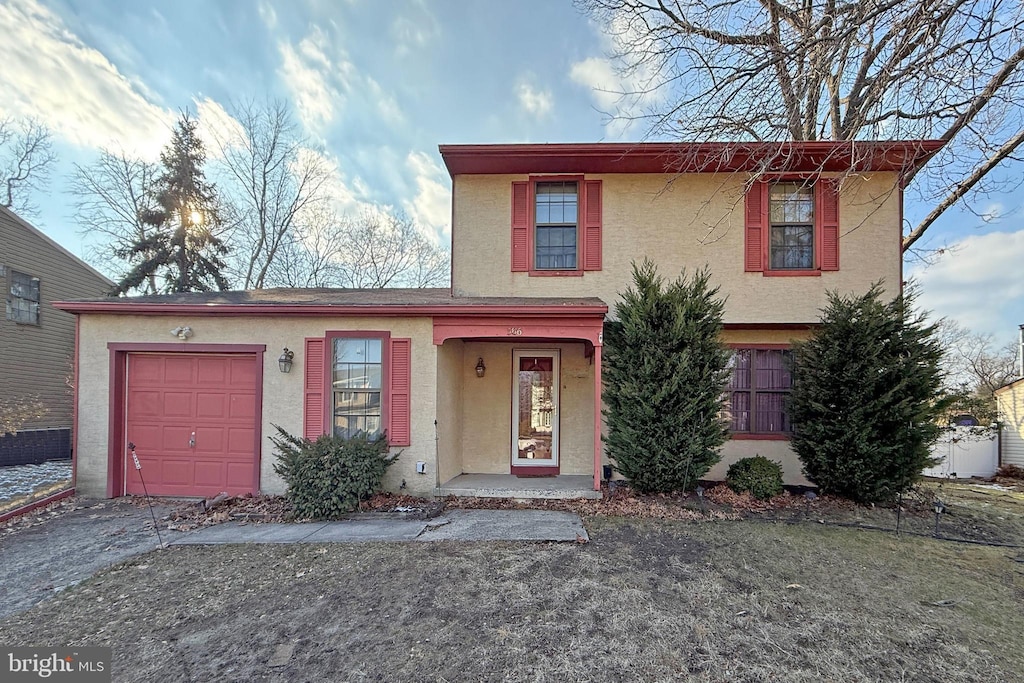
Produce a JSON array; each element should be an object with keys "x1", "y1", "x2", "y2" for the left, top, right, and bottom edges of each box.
[
  {"x1": 818, "y1": 179, "x2": 840, "y2": 271},
  {"x1": 388, "y1": 338, "x2": 412, "y2": 446},
  {"x1": 511, "y1": 181, "x2": 530, "y2": 272},
  {"x1": 303, "y1": 337, "x2": 326, "y2": 440},
  {"x1": 583, "y1": 179, "x2": 602, "y2": 271},
  {"x1": 745, "y1": 180, "x2": 767, "y2": 272}
]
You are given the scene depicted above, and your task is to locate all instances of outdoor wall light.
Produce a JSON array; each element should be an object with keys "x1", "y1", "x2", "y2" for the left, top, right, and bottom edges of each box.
[
  {"x1": 279, "y1": 348, "x2": 295, "y2": 373},
  {"x1": 475, "y1": 357, "x2": 486, "y2": 378},
  {"x1": 170, "y1": 325, "x2": 193, "y2": 340}
]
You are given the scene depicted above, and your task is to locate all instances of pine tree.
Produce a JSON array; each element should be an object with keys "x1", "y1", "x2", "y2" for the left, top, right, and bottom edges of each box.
[
  {"x1": 114, "y1": 113, "x2": 229, "y2": 294},
  {"x1": 789, "y1": 284, "x2": 948, "y2": 504},
  {"x1": 604, "y1": 259, "x2": 732, "y2": 492}
]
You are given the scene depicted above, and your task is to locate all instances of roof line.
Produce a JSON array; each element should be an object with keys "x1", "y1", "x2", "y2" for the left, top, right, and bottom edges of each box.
[
  {"x1": 0, "y1": 205, "x2": 114, "y2": 287},
  {"x1": 50, "y1": 301, "x2": 610, "y2": 317}
]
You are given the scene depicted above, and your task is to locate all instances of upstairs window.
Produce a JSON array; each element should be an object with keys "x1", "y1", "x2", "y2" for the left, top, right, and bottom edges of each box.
[
  {"x1": 6, "y1": 270, "x2": 40, "y2": 325},
  {"x1": 769, "y1": 183, "x2": 814, "y2": 270},
  {"x1": 727, "y1": 348, "x2": 793, "y2": 435},
  {"x1": 534, "y1": 181, "x2": 578, "y2": 270}
]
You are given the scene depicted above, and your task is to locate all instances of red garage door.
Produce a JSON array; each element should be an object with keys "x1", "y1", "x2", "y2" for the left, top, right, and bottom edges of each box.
[{"x1": 125, "y1": 353, "x2": 258, "y2": 497}]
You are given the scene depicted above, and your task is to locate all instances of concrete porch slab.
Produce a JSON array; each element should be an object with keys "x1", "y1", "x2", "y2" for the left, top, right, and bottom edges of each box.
[{"x1": 436, "y1": 473, "x2": 601, "y2": 500}]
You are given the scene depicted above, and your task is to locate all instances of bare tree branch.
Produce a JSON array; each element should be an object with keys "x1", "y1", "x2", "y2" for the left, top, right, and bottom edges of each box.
[
  {"x1": 0, "y1": 117, "x2": 57, "y2": 216},
  {"x1": 578, "y1": 0, "x2": 1024, "y2": 248}
]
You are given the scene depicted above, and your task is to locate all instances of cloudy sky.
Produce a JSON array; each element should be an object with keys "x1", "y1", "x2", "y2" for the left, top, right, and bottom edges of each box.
[{"x1": 1, "y1": 0, "x2": 1021, "y2": 346}]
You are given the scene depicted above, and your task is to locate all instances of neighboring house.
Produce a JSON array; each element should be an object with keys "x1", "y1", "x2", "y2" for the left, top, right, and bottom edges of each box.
[
  {"x1": 0, "y1": 205, "x2": 113, "y2": 466},
  {"x1": 995, "y1": 376, "x2": 1024, "y2": 470},
  {"x1": 55, "y1": 140, "x2": 942, "y2": 499}
]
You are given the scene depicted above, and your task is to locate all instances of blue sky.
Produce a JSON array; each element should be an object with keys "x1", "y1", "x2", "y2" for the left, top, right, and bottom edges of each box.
[{"x1": 1, "y1": 0, "x2": 1022, "y2": 347}]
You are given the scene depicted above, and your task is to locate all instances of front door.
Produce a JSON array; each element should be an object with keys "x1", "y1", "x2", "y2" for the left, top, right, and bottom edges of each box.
[{"x1": 511, "y1": 349, "x2": 559, "y2": 475}]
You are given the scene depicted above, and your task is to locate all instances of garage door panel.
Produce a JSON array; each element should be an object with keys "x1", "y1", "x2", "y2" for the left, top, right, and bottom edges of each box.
[
  {"x1": 227, "y1": 428, "x2": 255, "y2": 454},
  {"x1": 196, "y1": 357, "x2": 229, "y2": 384},
  {"x1": 159, "y1": 459, "x2": 192, "y2": 486},
  {"x1": 128, "y1": 390, "x2": 162, "y2": 416},
  {"x1": 226, "y1": 461, "x2": 254, "y2": 488},
  {"x1": 229, "y1": 358, "x2": 257, "y2": 385},
  {"x1": 130, "y1": 356, "x2": 163, "y2": 383},
  {"x1": 127, "y1": 424, "x2": 162, "y2": 451},
  {"x1": 194, "y1": 426, "x2": 225, "y2": 451},
  {"x1": 229, "y1": 394, "x2": 256, "y2": 419},
  {"x1": 126, "y1": 353, "x2": 258, "y2": 497},
  {"x1": 194, "y1": 460, "x2": 225, "y2": 486},
  {"x1": 196, "y1": 392, "x2": 228, "y2": 418},
  {"x1": 163, "y1": 357, "x2": 196, "y2": 384},
  {"x1": 162, "y1": 392, "x2": 194, "y2": 417}
]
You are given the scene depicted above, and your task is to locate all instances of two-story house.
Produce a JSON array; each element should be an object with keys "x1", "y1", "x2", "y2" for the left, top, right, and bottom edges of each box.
[
  {"x1": 0, "y1": 205, "x2": 112, "y2": 467},
  {"x1": 55, "y1": 140, "x2": 942, "y2": 499}
]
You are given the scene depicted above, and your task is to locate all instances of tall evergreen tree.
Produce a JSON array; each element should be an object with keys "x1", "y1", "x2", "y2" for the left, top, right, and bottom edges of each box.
[
  {"x1": 114, "y1": 113, "x2": 229, "y2": 294},
  {"x1": 789, "y1": 284, "x2": 949, "y2": 504},
  {"x1": 604, "y1": 259, "x2": 732, "y2": 493}
]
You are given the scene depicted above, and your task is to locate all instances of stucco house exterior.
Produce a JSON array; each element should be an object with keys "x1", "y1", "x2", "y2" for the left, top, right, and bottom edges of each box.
[
  {"x1": 0, "y1": 205, "x2": 113, "y2": 466},
  {"x1": 54, "y1": 140, "x2": 942, "y2": 499}
]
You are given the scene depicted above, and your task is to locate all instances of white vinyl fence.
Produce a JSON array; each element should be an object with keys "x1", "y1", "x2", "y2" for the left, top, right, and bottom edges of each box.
[{"x1": 923, "y1": 426, "x2": 999, "y2": 479}]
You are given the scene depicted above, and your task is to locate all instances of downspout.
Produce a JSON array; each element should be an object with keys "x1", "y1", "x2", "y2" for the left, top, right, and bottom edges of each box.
[{"x1": 1018, "y1": 324, "x2": 1023, "y2": 379}]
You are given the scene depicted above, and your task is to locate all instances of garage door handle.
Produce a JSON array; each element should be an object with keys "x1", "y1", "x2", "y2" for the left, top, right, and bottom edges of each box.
[{"x1": 189, "y1": 432, "x2": 195, "y2": 448}]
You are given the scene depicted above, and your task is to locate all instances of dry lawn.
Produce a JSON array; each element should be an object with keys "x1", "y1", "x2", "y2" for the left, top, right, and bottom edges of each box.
[{"x1": 1, "y1": 518, "x2": 1022, "y2": 682}]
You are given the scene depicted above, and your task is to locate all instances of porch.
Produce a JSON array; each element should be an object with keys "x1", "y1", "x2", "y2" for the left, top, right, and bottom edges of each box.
[
  {"x1": 436, "y1": 474, "x2": 601, "y2": 500},
  {"x1": 431, "y1": 302, "x2": 607, "y2": 494}
]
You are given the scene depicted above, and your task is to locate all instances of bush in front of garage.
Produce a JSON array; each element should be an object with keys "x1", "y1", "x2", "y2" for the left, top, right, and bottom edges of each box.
[{"x1": 271, "y1": 427, "x2": 399, "y2": 519}]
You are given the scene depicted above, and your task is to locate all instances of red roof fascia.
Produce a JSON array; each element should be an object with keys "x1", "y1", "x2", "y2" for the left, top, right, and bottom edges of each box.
[
  {"x1": 50, "y1": 301, "x2": 609, "y2": 318},
  {"x1": 438, "y1": 141, "x2": 946, "y2": 177}
]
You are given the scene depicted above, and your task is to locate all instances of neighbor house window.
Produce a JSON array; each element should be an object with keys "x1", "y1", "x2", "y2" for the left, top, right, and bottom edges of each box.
[
  {"x1": 769, "y1": 183, "x2": 814, "y2": 270},
  {"x1": 6, "y1": 270, "x2": 40, "y2": 325},
  {"x1": 728, "y1": 348, "x2": 793, "y2": 434},
  {"x1": 534, "y1": 181, "x2": 578, "y2": 270},
  {"x1": 332, "y1": 337, "x2": 383, "y2": 439}
]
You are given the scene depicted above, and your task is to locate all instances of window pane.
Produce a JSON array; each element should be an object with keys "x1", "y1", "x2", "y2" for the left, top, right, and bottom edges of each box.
[
  {"x1": 332, "y1": 338, "x2": 383, "y2": 439},
  {"x1": 755, "y1": 393, "x2": 790, "y2": 433},
  {"x1": 729, "y1": 350, "x2": 751, "y2": 389},
  {"x1": 730, "y1": 392, "x2": 751, "y2": 431}
]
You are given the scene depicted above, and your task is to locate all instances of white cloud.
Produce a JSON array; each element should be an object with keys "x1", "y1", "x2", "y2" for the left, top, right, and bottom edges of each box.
[
  {"x1": 366, "y1": 77, "x2": 404, "y2": 125},
  {"x1": 257, "y1": 1, "x2": 277, "y2": 29},
  {"x1": 570, "y1": 16, "x2": 666, "y2": 139},
  {"x1": 516, "y1": 80, "x2": 553, "y2": 119},
  {"x1": 296, "y1": 146, "x2": 376, "y2": 219},
  {"x1": 910, "y1": 229, "x2": 1024, "y2": 341},
  {"x1": 391, "y1": 4, "x2": 440, "y2": 57},
  {"x1": 402, "y1": 151, "x2": 451, "y2": 239},
  {"x1": 278, "y1": 27, "x2": 404, "y2": 134},
  {"x1": 0, "y1": 0, "x2": 174, "y2": 158},
  {"x1": 193, "y1": 97, "x2": 247, "y2": 158},
  {"x1": 277, "y1": 31, "x2": 341, "y2": 133},
  {"x1": 569, "y1": 58, "x2": 622, "y2": 110}
]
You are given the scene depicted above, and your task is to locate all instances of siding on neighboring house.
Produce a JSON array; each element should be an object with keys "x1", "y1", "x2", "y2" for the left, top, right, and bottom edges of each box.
[
  {"x1": 996, "y1": 379, "x2": 1024, "y2": 467},
  {"x1": 0, "y1": 206, "x2": 112, "y2": 432}
]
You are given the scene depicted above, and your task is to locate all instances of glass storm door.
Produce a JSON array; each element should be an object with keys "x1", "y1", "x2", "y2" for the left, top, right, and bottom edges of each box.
[{"x1": 512, "y1": 350, "x2": 559, "y2": 469}]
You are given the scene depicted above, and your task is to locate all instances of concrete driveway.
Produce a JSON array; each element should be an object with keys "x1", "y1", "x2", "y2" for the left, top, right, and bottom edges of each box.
[{"x1": 0, "y1": 499, "x2": 178, "y2": 619}]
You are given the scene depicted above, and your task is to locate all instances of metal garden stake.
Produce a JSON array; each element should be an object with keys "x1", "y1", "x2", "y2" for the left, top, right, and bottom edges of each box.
[{"x1": 129, "y1": 442, "x2": 164, "y2": 547}]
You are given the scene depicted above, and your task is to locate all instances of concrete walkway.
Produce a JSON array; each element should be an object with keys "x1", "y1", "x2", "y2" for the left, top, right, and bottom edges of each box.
[{"x1": 171, "y1": 509, "x2": 589, "y2": 545}]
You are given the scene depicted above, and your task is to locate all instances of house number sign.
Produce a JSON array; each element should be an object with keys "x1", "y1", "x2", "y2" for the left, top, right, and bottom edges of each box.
[{"x1": 507, "y1": 327, "x2": 523, "y2": 336}]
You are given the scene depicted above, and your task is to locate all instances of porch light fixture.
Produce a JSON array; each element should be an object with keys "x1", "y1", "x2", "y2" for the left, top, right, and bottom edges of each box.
[
  {"x1": 475, "y1": 357, "x2": 486, "y2": 378},
  {"x1": 278, "y1": 348, "x2": 295, "y2": 374}
]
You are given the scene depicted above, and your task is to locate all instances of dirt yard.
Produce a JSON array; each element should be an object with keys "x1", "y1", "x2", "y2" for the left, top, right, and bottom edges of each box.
[{"x1": 1, "y1": 517, "x2": 1021, "y2": 682}]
